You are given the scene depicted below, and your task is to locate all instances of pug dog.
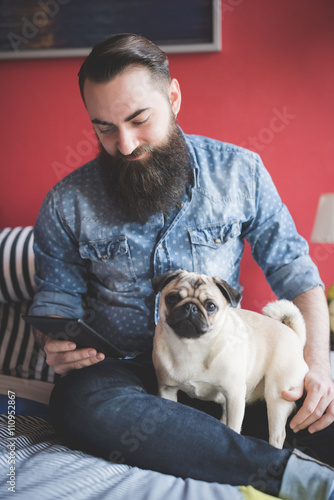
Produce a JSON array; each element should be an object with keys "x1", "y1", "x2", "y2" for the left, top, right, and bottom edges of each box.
[{"x1": 152, "y1": 270, "x2": 308, "y2": 448}]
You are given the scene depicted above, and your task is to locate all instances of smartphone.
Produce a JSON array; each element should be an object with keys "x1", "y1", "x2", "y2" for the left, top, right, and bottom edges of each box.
[{"x1": 22, "y1": 314, "x2": 126, "y2": 359}]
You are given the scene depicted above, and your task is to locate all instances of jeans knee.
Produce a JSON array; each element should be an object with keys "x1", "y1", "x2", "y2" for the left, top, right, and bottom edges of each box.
[{"x1": 49, "y1": 361, "x2": 148, "y2": 436}]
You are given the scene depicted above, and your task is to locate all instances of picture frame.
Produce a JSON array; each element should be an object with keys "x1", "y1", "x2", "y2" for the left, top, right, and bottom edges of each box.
[{"x1": 0, "y1": 0, "x2": 221, "y2": 60}]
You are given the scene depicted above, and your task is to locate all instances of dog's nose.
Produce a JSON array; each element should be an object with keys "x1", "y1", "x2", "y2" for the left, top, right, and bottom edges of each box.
[{"x1": 185, "y1": 303, "x2": 199, "y2": 315}]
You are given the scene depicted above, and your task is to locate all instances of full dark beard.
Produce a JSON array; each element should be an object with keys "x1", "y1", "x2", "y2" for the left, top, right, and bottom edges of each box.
[{"x1": 99, "y1": 123, "x2": 193, "y2": 223}]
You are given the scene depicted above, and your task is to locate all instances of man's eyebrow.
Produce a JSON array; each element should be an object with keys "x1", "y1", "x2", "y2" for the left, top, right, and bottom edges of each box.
[
  {"x1": 91, "y1": 108, "x2": 151, "y2": 127},
  {"x1": 125, "y1": 107, "x2": 151, "y2": 122}
]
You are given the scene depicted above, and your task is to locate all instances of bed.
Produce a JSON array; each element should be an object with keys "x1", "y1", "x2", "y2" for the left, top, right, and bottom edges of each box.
[{"x1": 1, "y1": 226, "x2": 333, "y2": 499}]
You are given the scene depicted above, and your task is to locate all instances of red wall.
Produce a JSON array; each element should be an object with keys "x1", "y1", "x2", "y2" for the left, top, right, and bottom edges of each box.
[{"x1": 1, "y1": 0, "x2": 333, "y2": 310}]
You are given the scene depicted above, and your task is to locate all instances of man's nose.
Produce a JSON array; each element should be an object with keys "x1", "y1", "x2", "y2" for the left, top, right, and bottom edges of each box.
[{"x1": 116, "y1": 128, "x2": 140, "y2": 156}]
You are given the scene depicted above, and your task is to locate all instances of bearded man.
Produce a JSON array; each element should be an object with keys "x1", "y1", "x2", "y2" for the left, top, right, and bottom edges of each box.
[{"x1": 30, "y1": 33, "x2": 334, "y2": 499}]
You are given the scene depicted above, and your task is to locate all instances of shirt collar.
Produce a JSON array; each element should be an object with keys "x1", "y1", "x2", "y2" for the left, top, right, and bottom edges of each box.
[{"x1": 179, "y1": 127, "x2": 200, "y2": 189}]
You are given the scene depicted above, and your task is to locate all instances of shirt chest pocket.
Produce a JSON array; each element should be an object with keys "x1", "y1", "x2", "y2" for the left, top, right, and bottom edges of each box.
[
  {"x1": 188, "y1": 222, "x2": 242, "y2": 278},
  {"x1": 79, "y1": 236, "x2": 137, "y2": 292}
]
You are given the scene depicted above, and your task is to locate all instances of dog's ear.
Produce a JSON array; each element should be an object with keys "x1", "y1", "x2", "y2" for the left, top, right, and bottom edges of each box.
[
  {"x1": 152, "y1": 270, "x2": 183, "y2": 295},
  {"x1": 213, "y1": 278, "x2": 241, "y2": 308}
]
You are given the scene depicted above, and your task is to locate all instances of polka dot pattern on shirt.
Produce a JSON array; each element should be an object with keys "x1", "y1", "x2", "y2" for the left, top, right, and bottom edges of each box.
[{"x1": 30, "y1": 132, "x2": 322, "y2": 354}]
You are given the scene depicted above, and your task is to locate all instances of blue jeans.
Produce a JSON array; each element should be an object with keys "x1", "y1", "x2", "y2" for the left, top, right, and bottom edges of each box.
[{"x1": 49, "y1": 356, "x2": 333, "y2": 498}]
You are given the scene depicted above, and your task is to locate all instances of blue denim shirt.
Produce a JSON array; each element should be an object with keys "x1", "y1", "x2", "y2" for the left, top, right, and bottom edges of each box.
[{"x1": 30, "y1": 131, "x2": 323, "y2": 354}]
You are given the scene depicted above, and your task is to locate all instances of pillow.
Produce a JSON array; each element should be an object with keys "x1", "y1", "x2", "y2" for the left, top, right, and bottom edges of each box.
[
  {"x1": 0, "y1": 300, "x2": 56, "y2": 382},
  {"x1": 0, "y1": 228, "x2": 56, "y2": 383},
  {"x1": 0, "y1": 226, "x2": 36, "y2": 302}
]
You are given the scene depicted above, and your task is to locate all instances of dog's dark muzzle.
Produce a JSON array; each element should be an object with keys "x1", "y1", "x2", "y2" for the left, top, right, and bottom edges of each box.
[{"x1": 167, "y1": 302, "x2": 209, "y2": 338}]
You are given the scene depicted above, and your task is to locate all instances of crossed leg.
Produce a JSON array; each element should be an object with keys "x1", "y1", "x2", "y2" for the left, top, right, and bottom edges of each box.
[{"x1": 49, "y1": 357, "x2": 291, "y2": 497}]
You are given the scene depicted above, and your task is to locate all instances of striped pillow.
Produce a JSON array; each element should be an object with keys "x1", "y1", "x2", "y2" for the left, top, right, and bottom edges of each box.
[
  {"x1": 0, "y1": 300, "x2": 56, "y2": 382},
  {"x1": 0, "y1": 227, "x2": 36, "y2": 302},
  {"x1": 0, "y1": 227, "x2": 56, "y2": 382}
]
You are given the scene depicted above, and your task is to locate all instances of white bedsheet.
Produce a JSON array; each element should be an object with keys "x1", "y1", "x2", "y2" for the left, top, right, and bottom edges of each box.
[{"x1": 0, "y1": 415, "x2": 246, "y2": 500}]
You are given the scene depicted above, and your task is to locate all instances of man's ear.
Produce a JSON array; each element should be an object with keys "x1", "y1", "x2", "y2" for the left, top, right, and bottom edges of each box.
[
  {"x1": 169, "y1": 78, "x2": 181, "y2": 117},
  {"x1": 152, "y1": 270, "x2": 183, "y2": 295},
  {"x1": 213, "y1": 278, "x2": 241, "y2": 308}
]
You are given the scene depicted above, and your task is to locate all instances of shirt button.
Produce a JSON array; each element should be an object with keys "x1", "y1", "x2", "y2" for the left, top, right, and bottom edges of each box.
[
  {"x1": 214, "y1": 238, "x2": 221, "y2": 244},
  {"x1": 102, "y1": 254, "x2": 108, "y2": 260},
  {"x1": 158, "y1": 244, "x2": 163, "y2": 249}
]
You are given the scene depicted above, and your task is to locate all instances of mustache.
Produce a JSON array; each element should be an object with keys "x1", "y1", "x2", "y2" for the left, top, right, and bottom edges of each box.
[{"x1": 116, "y1": 144, "x2": 154, "y2": 159}]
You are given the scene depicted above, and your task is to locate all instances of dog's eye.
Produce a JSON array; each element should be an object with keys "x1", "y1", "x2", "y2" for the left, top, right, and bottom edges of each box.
[
  {"x1": 205, "y1": 301, "x2": 217, "y2": 313},
  {"x1": 166, "y1": 293, "x2": 180, "y2": 308}
]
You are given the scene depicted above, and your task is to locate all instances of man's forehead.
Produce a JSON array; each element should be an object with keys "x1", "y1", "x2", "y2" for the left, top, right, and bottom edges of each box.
[
  {"x1": 86, "y1": 66, "x2": 159, "y2": 100},
  {"x1": 84, "y1": 67, "x2": 164, "y2": 119}
]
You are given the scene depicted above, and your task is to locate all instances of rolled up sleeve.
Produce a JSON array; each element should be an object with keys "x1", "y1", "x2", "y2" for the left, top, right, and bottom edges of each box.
[
  {"x1": 29, "y1": 189, "x2": 87, "y2": 318},
  {"x1": 245, "y1": 156, "x2": 324, "y2": 299}
]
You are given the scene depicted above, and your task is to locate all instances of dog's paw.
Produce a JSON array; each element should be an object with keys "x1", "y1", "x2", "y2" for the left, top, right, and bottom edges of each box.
[
  {"x1": 158, "y1": 386, "x2": 178, "y2": 402},
  {"x1": 268, "y1": 429, "x2": 286, "y2": 449}
]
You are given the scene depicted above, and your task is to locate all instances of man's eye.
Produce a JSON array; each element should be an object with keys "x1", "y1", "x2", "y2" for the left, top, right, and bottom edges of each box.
[
  {"x1": 99, "y1": 128, "x2": 114, "y2": 135},
  {"x1": 133, "y1": 117, "x2": 149, "y2": 126}
]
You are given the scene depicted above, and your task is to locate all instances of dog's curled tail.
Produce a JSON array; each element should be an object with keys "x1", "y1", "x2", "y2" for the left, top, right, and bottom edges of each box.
[{"x1": 262, "y1": 299, "x2": 306, "y2": 346}]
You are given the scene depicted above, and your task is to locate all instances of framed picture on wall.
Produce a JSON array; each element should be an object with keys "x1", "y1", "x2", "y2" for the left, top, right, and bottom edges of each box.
[{"x1": 0, "y1": 0, "x2": 221, "y2": 59}]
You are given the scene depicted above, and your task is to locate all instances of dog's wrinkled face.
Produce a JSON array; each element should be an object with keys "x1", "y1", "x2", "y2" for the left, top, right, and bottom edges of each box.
[{"x1": 152, "y1": 270, "x2": 241, "y2": 339}]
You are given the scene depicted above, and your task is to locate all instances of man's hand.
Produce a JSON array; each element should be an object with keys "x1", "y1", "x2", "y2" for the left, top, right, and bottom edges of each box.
[
  {"x1": 34, "y1": 327, "x2": 105, "y2": 376},
  {"x1": 44, "y1": 338, "x2": 105, "y2": 376},
  {"x1": 33, "y1": 320, "x2": 105, "y2": 376},
  {"x1": 283, "y1": 286, "x2": 334, "y2": 434},
  {"x1": 282, "y1": 368, "x2": 334, "y2": 433}
]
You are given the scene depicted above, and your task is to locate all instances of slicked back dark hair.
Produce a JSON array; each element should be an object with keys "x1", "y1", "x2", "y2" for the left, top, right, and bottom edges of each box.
[{"x1": 78, "y1": 33, "x2": 171, "y2": 102}]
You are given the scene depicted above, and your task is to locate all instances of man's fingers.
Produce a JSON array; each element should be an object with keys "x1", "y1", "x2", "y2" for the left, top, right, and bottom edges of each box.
[
  {"x1": 281, "y1": 386, "x2": 304, "y2": 401},
  {"x1": 308, "y1": 401, "x2": 334, "y2": 433},
  {"x1": 289, "y1": 391, "x2": 333, "y2": 432},
  {"x1": 289, "y1": 388, "x2": 320, "y2": 431},
  {"x1": 44, "y1": 339, "x2": 105, "y2": 375},
  {"x1": 281, "y1": 370, "x2": 334, "y2": 434},
  {"x1": 54, "y1": 352, "x2": 105, "y2": 376},
  {"x1": 44, "y1": 338, "x2": 77, "y2": 353},
  {"x1": 289, "y1": 401, "x2": 320, "y2": 432}
]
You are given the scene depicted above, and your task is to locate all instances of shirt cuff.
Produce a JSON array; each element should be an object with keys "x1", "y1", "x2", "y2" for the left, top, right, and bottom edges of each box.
[
  {"x1": 266, "y1": 255, "x2": 324, "y2": 300},
  {"x1": 279, "y1": 449, "x2": 334, "y2": 500},
  {"x1": 29, "y1": 290, "x2": 84, "y2": 318}
]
